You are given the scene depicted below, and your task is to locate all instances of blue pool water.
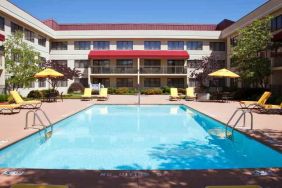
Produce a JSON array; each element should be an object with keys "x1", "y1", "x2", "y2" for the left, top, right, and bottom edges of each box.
[{"x1": 0, "y1": 105, "x2": 282, "y2": 170}]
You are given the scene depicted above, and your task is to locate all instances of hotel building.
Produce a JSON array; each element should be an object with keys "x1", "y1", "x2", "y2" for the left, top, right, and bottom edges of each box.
[{"x1": 0, "y1": 0, "x2": 281, "y2": 96}]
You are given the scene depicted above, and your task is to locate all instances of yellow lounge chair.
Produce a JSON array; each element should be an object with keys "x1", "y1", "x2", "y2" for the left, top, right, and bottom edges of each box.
[
  {"x1": 169, "y1": 88, "x2": 180, "y2": 101},
  {"x1": 259, "y1": 102, "x2": 282, "y2": 113},
  {"x1": 10, "y1": 91, "x2": 42, "y2": 108},
  {"x1": 0, "y1": 104, "x2": 21, "y2": 114},
  {"x1": 97, "y1": 88, "x2": 108, "y2": 101},
  {"x1": 11, "y1": 184, "x2": 68, "y2": 188},
  {"x1": 239, "y1": 91, "x2": 271, "y2": 108},
  {"x1": 206, "y1": 185, "x2": 261, "y2": 188},
  {"x1": 81, "y1": 88, "x2": 92, "y2": 100},
  {"x1": 185, "y1": 87, "x2": 196, "y2": 100}
]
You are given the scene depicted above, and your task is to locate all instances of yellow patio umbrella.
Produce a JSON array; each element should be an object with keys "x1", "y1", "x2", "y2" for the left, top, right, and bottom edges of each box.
[
  {"x1": 34, "y1": 68, "x2": 64, "y2": 78},
  {"x1": 208, "y1": 68, "x2": 240, "y2": 78}
]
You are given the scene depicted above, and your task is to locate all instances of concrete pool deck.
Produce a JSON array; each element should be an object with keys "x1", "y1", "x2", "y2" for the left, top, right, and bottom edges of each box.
[{"x1": 0, "y1": 95, "x2": 282, "y2": 187}]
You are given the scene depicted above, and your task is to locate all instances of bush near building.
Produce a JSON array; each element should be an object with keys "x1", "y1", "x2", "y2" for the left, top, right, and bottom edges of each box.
[{"x1": 68, "y1": 83, "x2": 85, "y2": 94}]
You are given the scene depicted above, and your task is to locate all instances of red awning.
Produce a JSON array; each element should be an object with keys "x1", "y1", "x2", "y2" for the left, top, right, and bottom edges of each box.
[
  {"x1": 0, "y1": 34, "x2": 5, "y2": 41},
  {"x1": 88, "y1": 50, "x2": 189, "y2": 59}
]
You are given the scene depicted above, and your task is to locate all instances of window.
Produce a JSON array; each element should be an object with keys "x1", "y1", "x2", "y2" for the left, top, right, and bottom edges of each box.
[
  {"x1": 167, "y1": 78, "x2": 185, "y2": 88},
  {"x1": 93, "y1": 59, "x2": 110, "y2": 66},
  {"x1": 168, "y1": 41, "x2": 184, "y2": 50},
  {"x1": 144, "y1": 41, "x2": 161, "y2": 50},
  {"x1": 75, "y1": 60, "x2": 89, "y2": 68},
  {"x1": 53, "y1": 60, "x2": 67, "y2": 67},
  {"x1": 93, "y1": 78, "x2": 110, "y2": 88},
  {"x1": 117, "y1": 59, "x2": 133, "y2": 67},
  {"x1": 144, "y1": 59, "x2": 161, "y2": 67},
  {"x1": 216, "y1": 60, "x2": 226, "y2": 69},
  {"x1": 92, "y1": 60, "x2": 110, "y2": 74},
  {"x1": 188, "y1": 78, "x2": 198, "y2": 87},
  {"x1": 210, "y1": 42, "x2": 225, "y2": 51},
  {"x1": 230, "y1": 36, "x2": 238, "y2": 47},
  {"x1": 142, "y1": 59, "x2": 161, "y2": 73},
  {"x1": 74, "y1": 41, "x2": 91, "y2": 50},
  {"x1": 116, "y1": 78, "x2": 133, "y2": 87},
  {"x1": 11, "y1": 22, "x2": 23, "y2": 33},
  {"x1": 187, "y1": 60, "x2": 202, "y2": 68},
  {"x1": 57, "y1": 80, "x2": 68, "y2": 87},
  {"x1": 24, "y1": 29, "x2": 35, "y2": 42},
  {"x1": 271, "y1": 15, "x2": 282, "y2": 32},
  {"x1": 93, "y1": 41, "x2": 110, "y2": 50},
  {"x1": 187, "y1": 41, "x2": 203, "y2": 50},
  {"x1": 144, "y1": 78, "x2": 161, "y2": 87},
  {"x1": 0, "y1": 16, "x2": 4, "y2": 31},
  {"x1": 38, "y1": 79, "x2": 46, "y2": 88},
  {"x1": 25, "y1": 82, "x2": 35, "y2": 88},
  {"x1": 117, "y1": 41, "x2": 133, "y2": 50},
  {"x1": 38, "y1": 35, "x2": 46, "y2": 47},
  {"x1": 51, "y1": 42, "x2": 68, "y2": 50}
]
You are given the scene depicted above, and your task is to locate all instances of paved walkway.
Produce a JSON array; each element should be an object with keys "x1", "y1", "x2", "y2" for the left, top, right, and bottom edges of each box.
[{"x1": 0, "y1": 95, "x2": 282, "y2": 187}]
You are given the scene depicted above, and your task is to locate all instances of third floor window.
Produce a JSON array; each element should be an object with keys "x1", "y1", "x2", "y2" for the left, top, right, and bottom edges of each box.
[
  {"x1": 168, "y1": 41, "x2": 184, "y2": 50},
  {"x1": 210, "y1": 42, "x2": 225, "y2": 51},
  {"x1": 74, "y1": 41, "x2": 91, "y2": 50},
  {"x1": 144, "y1": 41, "x2": 161, "y2": 50},
  {"x1": 38, "y1": 35, "x2": 46, "y2": 47},
  {"x1": 51, "y1": 42, "x2": 68, "y2": 50},
  {"x1": 24, "y1": 29, "x2": 35, "y2": 43},
  {"x1": 0, "y1": 16, "x2": 4, "y2": 31},
  {"x1": 271, "y1": 14, "x2": 282, "y2": 32},
  {"x1": 93, "y1": 41, "x2": 110, "y2": 50},
  {"x1": 11, "y1": 22, "x2": 23, "y2": 33},
  {"x1": 117, "y1": 41, "x2": 133, "y2": 50}
]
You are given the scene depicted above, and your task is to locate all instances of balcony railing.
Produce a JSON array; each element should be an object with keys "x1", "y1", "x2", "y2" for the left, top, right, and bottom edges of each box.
[
  {"x1": 91, "y1": 66, "x2": 187, "y2": 74},
  {"x1": 140, "y1": 66, "x2": 186, "y2": 74},
  {"x1": 91, "y1": 66, "x2": 137, "y2": 74}
]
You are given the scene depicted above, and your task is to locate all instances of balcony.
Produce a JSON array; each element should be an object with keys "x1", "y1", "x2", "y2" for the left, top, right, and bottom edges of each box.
[
  {"x1": 91, "y1": 66, "x2": 137, "y2": 74},
  {"x1": 91, "y1": 66, "x2": 187, "y2": 74},
  {"x1": 140, "y1": 66, "x2": 186, "y2": 74}
]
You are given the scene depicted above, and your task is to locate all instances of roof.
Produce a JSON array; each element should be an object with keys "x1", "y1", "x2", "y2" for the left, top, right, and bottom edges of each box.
[
  {"x1": 42, "y1": 19, "x2": 221, "y2": 31},
  {"x1": 88, "y1": 50, "x2": 189, "y2": 59}
]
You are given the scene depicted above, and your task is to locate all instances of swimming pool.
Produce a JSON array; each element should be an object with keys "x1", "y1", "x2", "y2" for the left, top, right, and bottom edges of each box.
[{"x1": 0, "y1": 105, "x2": 282, "y2": 170}]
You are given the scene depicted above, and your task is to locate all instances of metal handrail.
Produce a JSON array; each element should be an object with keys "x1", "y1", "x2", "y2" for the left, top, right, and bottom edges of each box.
[
  {"x1": 25, "y1": 109, "x2": 53, "y2": 140},
  {"x1": 225, "y1": 108, "x2": 253, "y2": 139}
]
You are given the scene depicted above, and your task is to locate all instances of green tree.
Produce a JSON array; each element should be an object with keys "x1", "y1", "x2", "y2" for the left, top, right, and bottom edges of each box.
[
  {"x1": 232, "y1": 17, "x2": 272, "y2": 88},
  {"x1": 4, "y1": 31, "x2": 42, "y2": 90}
]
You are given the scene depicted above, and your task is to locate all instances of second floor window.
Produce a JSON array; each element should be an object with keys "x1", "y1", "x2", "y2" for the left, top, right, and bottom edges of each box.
[
  {"x1": 51, "y1": 42, "x2": 68, "y2": 50},
  {"x1": 144, "y1": 41, "x2": 161, "y2": 50},
  {"x1": 74, "y1": 41, "x2": 91, "y2": 50},
  {"x1": 187, "y1": 41, "x2": 203, "y2": 50},
  {"x1": 24, "y1": 29, "x2": 35, "y2": 42},
  {"x1": 168, "y1": 41, "x2": 184, "y2": 50},
  {"x1": 117, "y1": 41, "x2": 133, "y2": 50},
  {"x1": 38, "y1": 35, "x2": 46, "y2": 47},
  {"x1": 210, "y1": 42, "x2": 225, "y2": 51},
  {"x1": 0, "y1": 16, "x2": 4, "y2": 31},
  {"x1": 11, "y1": 22, "x2": 23, "y2": 33},
  {"x1": 117, "y1": 59, "x2": 133, "y2": 67},
  {"x1": 230, "y1": 36, "x2": 238, "y2": 47},
  {"x1": 93, "y1": 41, "x2": 110, "y2": 50},
  {"x1": 53, "y1": 60, "x2": 68, "y2": 67},
  {"x1": 75, "y1": 60, "x2": 89, "y2": 68}
]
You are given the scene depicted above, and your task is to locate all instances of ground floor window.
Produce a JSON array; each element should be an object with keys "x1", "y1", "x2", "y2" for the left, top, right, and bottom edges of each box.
[
  {"x1": 144, "y1": 78, "x2": 161, "y2": 87},
  {"x1": 38, "y1": 79, "x2": 46, "y2": 88},
  {"x1": 167, "y1": 78, "x2": 185, "y2": 88},
  {"x1": 57, "y1": 80, "x2": 68, "y2": 87},
  {"x1": 92, "y1": 78, "x2": 110, "y2": 88},
  {"x1": 116, "y1": 78, "x2": 133, "y2": 87},
  {"x1": 188, "y1": 78, "x2": 198, "y2": 87},
  {"x1": 24, "y1": 82, "x2": 35, "y2": 88}
]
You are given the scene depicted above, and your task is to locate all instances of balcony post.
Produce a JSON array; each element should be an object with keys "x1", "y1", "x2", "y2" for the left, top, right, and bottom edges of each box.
[{"x1": 137, "y1": 57, "x2": 140, "y2": 105}]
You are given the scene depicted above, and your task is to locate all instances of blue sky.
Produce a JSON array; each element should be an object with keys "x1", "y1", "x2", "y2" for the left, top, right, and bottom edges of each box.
[{"x1": 10, "y1": 0, "x2": 267, "y2": 24}]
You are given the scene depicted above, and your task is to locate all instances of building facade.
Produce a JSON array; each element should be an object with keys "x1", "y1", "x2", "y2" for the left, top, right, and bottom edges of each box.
[{"x1": 0, "y1": 0, "x2": 281, "y2": 96}]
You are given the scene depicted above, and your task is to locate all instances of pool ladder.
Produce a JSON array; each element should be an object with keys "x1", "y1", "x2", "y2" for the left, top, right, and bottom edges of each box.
[
  {"x1": 225, "y1": 108, "x2": 253, "y2": 139},
  {"x1": 25, "y1": 109, "x2": 53, "y2": 140}
]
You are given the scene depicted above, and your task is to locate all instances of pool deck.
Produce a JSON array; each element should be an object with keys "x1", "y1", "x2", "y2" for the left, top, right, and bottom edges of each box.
[{"x1": 0, "y1": 95, "x2": 282, "y2": 187}]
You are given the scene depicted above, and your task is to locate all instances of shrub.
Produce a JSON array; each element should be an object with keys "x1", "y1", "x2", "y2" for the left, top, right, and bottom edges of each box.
[
  {"x1": 161, "y1": 86, "x2": 170, "y2": 94},
  {"x1": 233, "y1": 88, "x2": 266, "y2": 100},
  {"x1": 68, "y1": 82, "x2": 85, "y2": 94},
  {"x1": 108, "y1": 87, "x2": 116, "y2": 94},
  {"x1": 41, "y1": 89, "x2": 59, "y2": 98},
  {"x1": 27, "y1": 90, "x2": 43, "y2": 99},
  {"x1": 115, "y1": 87, "x2": 129, "y2": 95},
  {"x1": 0, "y1": 94, "x2": 8, "y2": 102},
  {"x1": 142, "y1": 88, "x2": 162, "y2": 95},
  {"x1": 178, "y1": 88, "x2": 186, "y2": 94}
]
